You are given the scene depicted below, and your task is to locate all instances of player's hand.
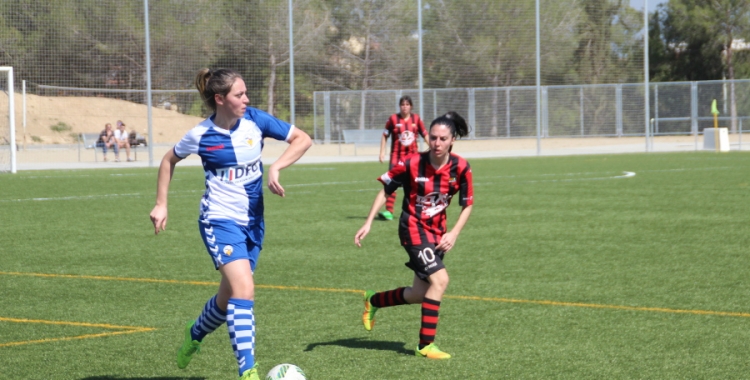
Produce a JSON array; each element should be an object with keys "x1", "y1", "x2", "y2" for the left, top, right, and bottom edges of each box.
[
  {"x1": 354, "y1": 224, "x2": 371, "y2": 247},
  {"x1": 267, "y1": 165, "x2": 285, "y2": 197},
  {"x1": 435, "y1": 231, "x2": 458, "y2": 252},
  {"x1": 379, "y1": 153, "x2": 385, "y2": 163},
  {"x1": 150, "y1": 205, "x2": 168, "y2": 235}
]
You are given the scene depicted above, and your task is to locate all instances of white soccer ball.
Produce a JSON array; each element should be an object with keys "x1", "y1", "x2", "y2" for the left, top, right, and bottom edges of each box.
[{"x1": 265, "y1": 363, "x2": 307, "y2": 380}]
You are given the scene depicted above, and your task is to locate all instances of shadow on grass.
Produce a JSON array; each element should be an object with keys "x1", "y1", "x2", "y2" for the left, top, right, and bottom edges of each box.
[
  {"x1": 304, "y1": 337, "x2": 412, "y2": 356},
  {"x1": 81, "y1": 377, "x2": 206, "y2": 380}
]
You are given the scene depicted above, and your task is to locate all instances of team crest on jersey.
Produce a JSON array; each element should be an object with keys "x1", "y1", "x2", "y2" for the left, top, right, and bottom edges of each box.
[
  {"x1": 399, "y1": 130, "x2": 415, "y2": 146},
  {"x1": 223, "y1": 245, "x2": 234, "y2": 256},
  {"x1": 245, "y1": 131, "x2": 261, "y2": 149},
  {"x1": 416, "y1": 192, "x2": 451, "y2": 218},
  {"x1": 449, "y1": 177, "x2": 456, "y2": 183}
]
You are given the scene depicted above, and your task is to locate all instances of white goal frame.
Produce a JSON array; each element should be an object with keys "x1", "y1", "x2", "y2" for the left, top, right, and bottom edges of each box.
[{"x1": 0, "y1": 67, "x2": 16, "y2": 173}]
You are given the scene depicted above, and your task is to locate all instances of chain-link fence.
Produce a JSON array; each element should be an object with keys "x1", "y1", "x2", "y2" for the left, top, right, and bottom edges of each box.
[
  {"x1": 313, "y1": 80, "x2": 750, "y2": 141},
  {"x1": 0, "y1": 70, "x2": 10, "y2": 171},
  {"x1": 4, "y1": 0, "x2": 746, "y2": 170}
]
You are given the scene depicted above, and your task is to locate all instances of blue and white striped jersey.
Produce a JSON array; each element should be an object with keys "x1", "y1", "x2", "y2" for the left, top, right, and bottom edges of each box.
[{"x1": 174, "y1": 107, "x2": 295, "y2": 226}]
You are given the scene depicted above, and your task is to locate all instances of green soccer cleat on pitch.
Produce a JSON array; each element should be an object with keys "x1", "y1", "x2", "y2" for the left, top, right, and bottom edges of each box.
[
  {"x1": 239, "y1": 363, "x2": 260, "y2": 380},
  {"x1": 378, "y1": 211, "x2": 394, "y2": 221},
  {"x1": 362, "y1": 290, "x2": 379, "y2": 331},
  {"x1": 176, "y1": 320, "x2": 202, "y2": 369},
  {"x1": 416, "y1": 343, "x2": 452, "y2": 359}
]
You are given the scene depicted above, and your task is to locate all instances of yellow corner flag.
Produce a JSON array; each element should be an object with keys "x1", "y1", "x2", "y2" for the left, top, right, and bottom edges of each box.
[{"x1": 711, "y1": 99, "x2": 719, "y2": 116}]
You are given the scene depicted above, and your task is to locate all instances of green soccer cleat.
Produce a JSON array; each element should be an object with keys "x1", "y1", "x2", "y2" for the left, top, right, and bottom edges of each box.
[
  {"x1": 378, "y1": 211, "x2": 394, "y2": 221},
  {"x1": 362, "y1": 290, "x2": 379, "y2": 331},
  {"x1": 415, "y1": 343, "x2": 452, "y2": 359},
  {"x1": 176, "y1": 320, "x2": 202, "y2": 369},
  {"x1": 239, "y1": 363, "x2": 260, "y2": 380}
]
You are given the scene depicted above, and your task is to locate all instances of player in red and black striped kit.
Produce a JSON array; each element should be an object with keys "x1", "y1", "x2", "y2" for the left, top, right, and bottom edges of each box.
[
  {"x1": 378, "y1": 95, "x2": 428, "y2": 221},
  {"x1": 355, "y1": 111, "x2": 473, "y2": 360}
]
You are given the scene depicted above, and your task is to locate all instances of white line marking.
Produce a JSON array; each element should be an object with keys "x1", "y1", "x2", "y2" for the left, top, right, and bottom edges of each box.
[{"x1": 475, "y1": 171, "x2": 636, "y2": 185}]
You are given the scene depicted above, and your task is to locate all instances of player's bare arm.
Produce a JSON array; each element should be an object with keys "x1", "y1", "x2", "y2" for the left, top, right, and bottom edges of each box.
[
  {"x1": 150, "y1": 149, "x2": 182, "y2": 234},
  {"x1": 435, "y1": 205, "x2": 472, "y2": 252},
  {"x1": 355, "y1": 189, "x2": 388, "y2": 247},
  {"x1": 267, "y1": 128, "x2": 312, "y2": 197}
]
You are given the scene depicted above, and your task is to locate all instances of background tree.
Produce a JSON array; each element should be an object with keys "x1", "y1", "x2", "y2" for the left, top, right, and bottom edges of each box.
[
  {"x1": 661, "y1": 0, "x2": 750, "y2": 131},
  {"x1": 325, "y1": 0, "x2": 416, "y2": 129}
]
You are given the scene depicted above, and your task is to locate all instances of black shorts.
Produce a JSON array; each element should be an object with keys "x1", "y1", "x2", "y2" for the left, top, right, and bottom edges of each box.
[{"x1": 404, "y1": 243, "x2": 446, "y2": 282}]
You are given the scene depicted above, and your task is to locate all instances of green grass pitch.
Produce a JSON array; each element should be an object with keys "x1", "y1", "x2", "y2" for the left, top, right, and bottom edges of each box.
[{"x1": 1, "y1": 151, "x2": 749, "y2": 379}]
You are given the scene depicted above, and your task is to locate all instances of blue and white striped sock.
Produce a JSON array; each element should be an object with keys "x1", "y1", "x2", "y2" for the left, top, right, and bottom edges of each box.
[
  {"x1": 191, "y1": 295, "x2": 227, "y2": 342},
  {"x1": 227, "y1": 298, "x2": 256, "y2": 376}
]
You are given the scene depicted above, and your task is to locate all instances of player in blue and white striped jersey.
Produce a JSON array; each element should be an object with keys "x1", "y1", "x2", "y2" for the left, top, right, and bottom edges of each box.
[{"x1": 150, "y1": 68, "x2": 311, "y2": 380}]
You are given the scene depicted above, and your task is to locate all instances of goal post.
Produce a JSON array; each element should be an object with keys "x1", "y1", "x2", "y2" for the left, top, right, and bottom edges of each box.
[{"x1": 0, "y1": 66, "x2": 16, "y2": 173}]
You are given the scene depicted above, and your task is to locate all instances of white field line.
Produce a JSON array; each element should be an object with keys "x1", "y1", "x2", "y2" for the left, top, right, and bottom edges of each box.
[
  {"x1": 7, "y1": 166, "x2": 735, "y2": 202},
  {"x1": 12, "y1": 173, "x2": 155, "y2": 179}
]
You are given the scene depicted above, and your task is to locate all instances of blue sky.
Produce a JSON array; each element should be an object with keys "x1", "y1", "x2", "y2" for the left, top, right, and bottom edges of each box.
[{"x1": 630, "y1": 0, "x2": 667, "y2": 12}]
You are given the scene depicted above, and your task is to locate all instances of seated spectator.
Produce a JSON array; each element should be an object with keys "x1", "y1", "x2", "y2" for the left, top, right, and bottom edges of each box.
[
  {"x1": 97, "y1": 123, "x2": 118, "y2": 162},
  {"x1": 128, "y1": 129, "x2": 148, "y2": 147},
  {"x1": 114, "y1": 120, "x2": 134, "y2": 162}
]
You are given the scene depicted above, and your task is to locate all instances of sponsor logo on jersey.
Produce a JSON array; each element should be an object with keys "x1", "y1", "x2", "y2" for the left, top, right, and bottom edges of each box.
[
  {"x1": 416, "y1": 192, "x2": 451, "y2": 218},
  {"x1": 415, "y1": 177, "x2": 430, "y2": 183},
  {"x1": 216, "y1": 158, "x2": 262, "y2": 185},
  {"x1": 223, "y1": 245, "x2": 234, "y2": 256},
  {"x1": 207, "y1": 144, "x2": 225, "y2": 152},
  {"x1": 399, "y1": 130, "x2": 415, "y2": 146},
  {"x1": 463, "y1": 196, "x2": 473, "y2": 202}
]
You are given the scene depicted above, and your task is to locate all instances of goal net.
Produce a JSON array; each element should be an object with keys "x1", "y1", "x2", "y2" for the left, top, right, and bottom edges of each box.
[{"x1": 0, "y1": 67, "x2": 16, "y2": 173}]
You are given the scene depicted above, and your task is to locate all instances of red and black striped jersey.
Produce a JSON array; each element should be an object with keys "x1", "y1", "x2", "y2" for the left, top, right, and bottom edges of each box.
[
  {"x1": 383, "y1": 113, "x2": 427, "y2": 165},
  {"x1": 378, "y1": 152, "x2": 474, "y2": 246}
]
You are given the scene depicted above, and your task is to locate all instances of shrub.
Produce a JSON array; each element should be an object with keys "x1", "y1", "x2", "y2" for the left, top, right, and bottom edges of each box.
[{"x1": 49, "y1": 122, "x2": 72, "y2": 133}]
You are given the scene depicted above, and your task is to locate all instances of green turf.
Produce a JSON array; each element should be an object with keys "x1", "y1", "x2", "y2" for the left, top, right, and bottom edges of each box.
[{"x1": 1, "y1": 152, "x2": 749, "y2": 379}]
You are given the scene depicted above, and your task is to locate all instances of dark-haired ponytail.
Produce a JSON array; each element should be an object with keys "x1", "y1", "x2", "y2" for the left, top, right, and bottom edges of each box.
[{"x1": 430, "y1": 111, "x2": 470, "y2": 138}]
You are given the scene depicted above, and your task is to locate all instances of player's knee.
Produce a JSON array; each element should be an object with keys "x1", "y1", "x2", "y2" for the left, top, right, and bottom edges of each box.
[{"x1": 430, "y1": 270, "x2": 449, "y2": 291}]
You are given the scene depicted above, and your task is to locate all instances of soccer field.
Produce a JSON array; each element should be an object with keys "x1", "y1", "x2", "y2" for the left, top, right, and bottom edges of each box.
[{"x1": 1, "y1": 152, "x2": 749, "y2": 379}]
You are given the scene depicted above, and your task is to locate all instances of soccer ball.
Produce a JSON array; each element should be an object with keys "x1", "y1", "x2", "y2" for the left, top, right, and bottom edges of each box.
[{"x1": 265, "y1": 363, "x2": 307, "y2": 380}]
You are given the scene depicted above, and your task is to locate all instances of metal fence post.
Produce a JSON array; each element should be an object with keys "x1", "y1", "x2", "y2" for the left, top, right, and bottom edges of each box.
[
  {"x1": 313, "y1": 93, "x2": 318, "y2": 141},
  {"x1": 691, "y1": 81, "x2": 698, "y2": 150},
  {"x1": 324, "y1": 92, "x2": 331, "y2": 144},
  {"x1": 542, "y1": 86, "x2": 549, "y2": 138},
  {"x1": 433, "y1": 89, "x2": 437, "y2": 122},
  {"x1": 506, "y1": 87, "x2": 511, "y2": 138},
  {"x1": 616, "y1": 84, "x2": 623, "y2": 137},
  {"x1": 654, "y1": 84, "x2": 659, "y2": 135},
  {"x1": 580, "y1": 87, "x2": 585, "y2": 136},
  {"x1": 468, "y1": 88, "x2": 476, "y2": 139}
]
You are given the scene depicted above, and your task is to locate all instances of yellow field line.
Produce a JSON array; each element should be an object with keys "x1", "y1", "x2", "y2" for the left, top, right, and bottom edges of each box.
[
  {"x1": 0, "y1": 317, "x2": 155, "y2": 348},
  {"x1": 2, "y1": 271, "x2": 749, "y2": 318},
  {"x1": 0, "y1": 317, "x2": 152, "y2": 330},
  {"x1": 445, "y1": 295, "x2": 750, "y2": 318}
]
